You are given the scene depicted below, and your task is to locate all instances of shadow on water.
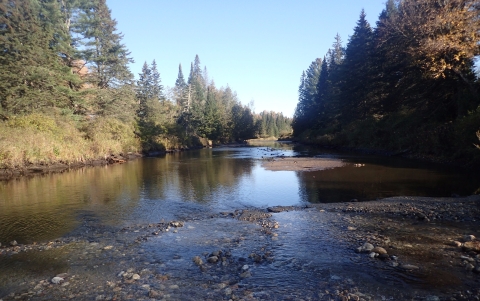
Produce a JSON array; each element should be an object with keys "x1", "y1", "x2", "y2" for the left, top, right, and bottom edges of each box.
[{"x1": 1, "y1": 142, "x2": 480, "y2": 299}]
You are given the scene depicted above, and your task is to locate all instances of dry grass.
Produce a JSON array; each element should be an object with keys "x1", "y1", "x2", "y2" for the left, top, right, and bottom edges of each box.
[{"x1": 0, "y1": 113, "x2": 140, "y2": 169}]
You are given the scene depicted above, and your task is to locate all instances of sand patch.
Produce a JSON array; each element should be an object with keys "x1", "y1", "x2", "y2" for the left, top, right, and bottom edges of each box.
[{"x1": 261, "y1": 157, "x2": 344, "y2": 171}]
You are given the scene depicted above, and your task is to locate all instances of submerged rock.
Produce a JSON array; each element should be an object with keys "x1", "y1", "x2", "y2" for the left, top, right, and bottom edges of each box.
[
  {"x1": 356, "y1": 242, "x2": 375, "y2": 253},
  {"x1": 207, "y1": 256, "x2": 219, "y2": 263},
  {"x1": 192, "y1": 256, "x2": 203, "y2": 266}
]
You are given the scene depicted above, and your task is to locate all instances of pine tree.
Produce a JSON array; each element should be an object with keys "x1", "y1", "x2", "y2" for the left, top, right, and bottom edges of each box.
[
  {"x1": 0, "y1": 0, "x2": 81, "y2": 117},
  {"x1": 174, "y1": 64, "x2": 187, "y2": 108},
  {"x1": 136, "y1": 61, "x2": 152, "y2": 120},
  {"x1": 339, "y1": 9, "x2": 374, "y2": 122},
  {"x1": 315, "y1": 56, "x2": 331, "y2": 127},
  {"x1": 293, "y1": 71, "x2": 308, "y2": 135},
  {"x1": 150, "y1": 60, "x2": 164, "y2": 102},
  {"x1": 73, "y1": 0, "x2": 133, "y2": 88}
]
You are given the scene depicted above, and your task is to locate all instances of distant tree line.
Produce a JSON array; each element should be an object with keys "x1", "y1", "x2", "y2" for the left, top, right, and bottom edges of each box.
[
  {"x1": 0, "y1": 0, "x2": 292, "y2": 167},
  {"x1": 293, "y1": 0, "x2": 480, "y2": 165}
]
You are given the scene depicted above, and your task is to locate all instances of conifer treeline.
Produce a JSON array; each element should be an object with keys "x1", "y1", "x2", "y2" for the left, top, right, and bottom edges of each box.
[
  {"x1": 293, "y1": 0, "x2": 480, "y2": 164},
  {"x1": 0, "y1": 0, "x2": 292, "y2": 165}
]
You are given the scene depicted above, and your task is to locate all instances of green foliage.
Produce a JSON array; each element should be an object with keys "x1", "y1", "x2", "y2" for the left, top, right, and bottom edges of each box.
[
  {"x1": 0, "y1": 0, "x2": 82, "y2": 117},
  {"x1": 293, "y1": 1, "x2": 480, "y2": 166},
  {"x1": 81, "y1": 116, "x2": 139, "y2": 154},
  {"x1": 72, "y1": 0, "x2": 133, "y2": 88}
]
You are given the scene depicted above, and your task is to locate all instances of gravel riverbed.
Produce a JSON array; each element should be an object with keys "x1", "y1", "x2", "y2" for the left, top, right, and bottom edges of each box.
[{"x1": 1, "y1": 195, "x2": 479, "y2": 301}]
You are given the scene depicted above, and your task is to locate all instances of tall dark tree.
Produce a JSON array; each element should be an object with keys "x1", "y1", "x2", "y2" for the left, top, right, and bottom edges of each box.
[
  {"x1": 315, "y1": 56, "x2": 331, "y2": 127},
  {"x1": 73, "y1": 0, "x2": 133, "y2": 88},
  {"x1": 0, "y1": 0, "x2": 81, "y2": 117},
  {"x1": 338, "y1": 9, "x2": 374, "y2": 122},
  {"x1": 293, "y1": 58, "x2": 322, "y2": 136},
  {"x1": 150, "y1": 60, "x2": 164, "y2": 102},
  {"x1": 136, "y1": 61, "x2": 152, "y2": 120},
  {"x1": 293, "y1": 71, "x2": 308, "y2": 134},
  {"x1": 174, "y1": 63, "x2": 188, "y2": 109}
]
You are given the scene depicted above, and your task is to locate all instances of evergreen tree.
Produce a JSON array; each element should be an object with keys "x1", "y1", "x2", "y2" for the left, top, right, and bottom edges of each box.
[
  {"x1": 315, "y1": 57, "x2": 331, "y2": 127},
  {"x1": 175, "y1": 64, "x2": 187, "y2": 89},
  {"x1": 136, "y1": 61, "x2": 152, "y2": 120},
  {"x1": 73, "y1": 0, "x2": 133, "y2": 88},
  {"x1": 339, "y1": 9, "x2": 374, "y2": 122},
  {"x1": 0, "y1": 0, "x2": 81, "y2": 117},
  {"x1": 150, "y1": 60, "x2": 164, "y2": 102},
  {"x1": 174, "y1": 64, "x2": 187, "y2": 108},
  {"x1": 293, "y1": 71, "x2": 308, "y2": 134}
]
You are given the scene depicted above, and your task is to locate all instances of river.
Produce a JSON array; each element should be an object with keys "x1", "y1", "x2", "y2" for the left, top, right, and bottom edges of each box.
[{"x1": 0, "y1": 141, "x2": 479, "y2": 300}]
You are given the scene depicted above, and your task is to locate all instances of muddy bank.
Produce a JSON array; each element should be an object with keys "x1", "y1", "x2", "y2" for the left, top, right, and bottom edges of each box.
[{"x1": 1, "y1": 196, "x2": 480, "y2": 300}]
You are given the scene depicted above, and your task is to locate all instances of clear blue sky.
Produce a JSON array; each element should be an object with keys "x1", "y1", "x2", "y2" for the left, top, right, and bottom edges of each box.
[{"x1": 107, "y1": 1, "x2": 386, "y2": 117}]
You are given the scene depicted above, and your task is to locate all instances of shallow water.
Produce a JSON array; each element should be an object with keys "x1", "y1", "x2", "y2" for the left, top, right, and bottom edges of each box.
[
  {"x1": 0, "y1": 142, "x2": 478, "y2": 244},
  {"x1": 1, "y1": 142, "x2": 479, "y2": 299}
]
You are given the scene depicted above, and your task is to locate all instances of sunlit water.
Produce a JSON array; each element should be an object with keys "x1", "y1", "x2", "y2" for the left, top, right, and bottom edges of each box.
[
  {"x1": 0, "y1": 141, "x2": 478, "y2": 244},
  {"x1": 1, "y1": 142, "x2": 479, "y2": 299}
]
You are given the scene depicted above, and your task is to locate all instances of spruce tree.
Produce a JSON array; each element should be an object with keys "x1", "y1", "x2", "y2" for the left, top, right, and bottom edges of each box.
[
  {"x1": 0, "y1": 0, "x2": 81, "y2": 117},
  {"x1": 150, "y1": 60, "x2": 164, "y2": 102},
  {"x1": 293, "y1": 71, "x2": 308, "y2": 135},
  {"x1": 315, "y1": 56, "x2": 331, "y2": 127},
  {"x1": 137, "y1": 62, "x2": 152, "y2": 120},
  {"x1": 339, "y1": 9, "x2": 374, "y2": 122},
  {"x1": 174, "y1": 64, "x2": 187, "y2": 108},
  {"x1": 73, "y1": 0, "x2": 133, "y2": 88}
]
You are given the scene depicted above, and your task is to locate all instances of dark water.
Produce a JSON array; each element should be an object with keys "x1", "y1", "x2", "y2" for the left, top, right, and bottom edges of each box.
[
  {"x1": 1, "y1": 141, "x2": 479, "y2": 299},
  {"x1": 0, "y1": 141, "x2": 478, "y2": 245}
]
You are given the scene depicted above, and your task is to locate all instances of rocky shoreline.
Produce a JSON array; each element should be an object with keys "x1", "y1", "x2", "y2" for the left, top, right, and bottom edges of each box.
[{"x1": 1, "y1": 196, "x2": 479, "y2": 300}]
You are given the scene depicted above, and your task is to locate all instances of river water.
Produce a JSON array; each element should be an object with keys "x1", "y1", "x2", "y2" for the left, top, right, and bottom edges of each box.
[{"x1": 0, "y1": 141, "x2": 479, "y2": 300}]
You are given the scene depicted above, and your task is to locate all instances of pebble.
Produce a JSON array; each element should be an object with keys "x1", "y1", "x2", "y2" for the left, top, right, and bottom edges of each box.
[
  {"x1": 131, "y1": 274, "x2": 140, "y2": 280},
  {"x1": 463, "y1": 241, "x2": 480, "y2": 252},
  {"x1": 465, "y1": 235, "x2": 476, "y2": 242},
  {"x1": 452, "y1": 241, "x2": 463, "y2": 248},
  {"x1": 401, "y1": 264, "x2": 419, "y2": 270},
  {"x1": 356, "y1": 242, "x2": 375, "y2": 253},
  {"x1": 207, "y1": 256, "x2": 219, "y2": 263},
  {"x1": 10, "y1": 240, "x2": 17, "y2": 246},
  {"x1": 465, "y1": 263, "x2": 475, "y2": 271},
  {"x1": 240, "y1": 271, "x2": 251, "y2": 278},
  {"x1": 372, "y1": 247, "x2": 387, "y2": 255},
  {"x1": 51, "y1": 277, "x2": 64, "y2": 284},
  {"x1": 192, "y1": 256, "x2": 203, "y2": 266}
]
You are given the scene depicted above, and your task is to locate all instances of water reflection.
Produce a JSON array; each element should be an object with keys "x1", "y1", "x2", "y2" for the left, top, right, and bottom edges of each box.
[{"x1": 1, "y1": 143, "x2": 479, "y2": 244}]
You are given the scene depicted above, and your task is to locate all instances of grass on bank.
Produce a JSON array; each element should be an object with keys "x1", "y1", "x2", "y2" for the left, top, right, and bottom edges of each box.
[{"x1": 0, "y1": 113, "x2": 140, "y2": 169}]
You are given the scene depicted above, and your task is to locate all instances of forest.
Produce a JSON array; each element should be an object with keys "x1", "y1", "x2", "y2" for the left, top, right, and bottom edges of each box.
[
  {"x1": 293, "y1": 0, "x2": 480, "y2": 166},
  {"x1": 0, "y1": 0, "x2": 292, "y2": 169}
]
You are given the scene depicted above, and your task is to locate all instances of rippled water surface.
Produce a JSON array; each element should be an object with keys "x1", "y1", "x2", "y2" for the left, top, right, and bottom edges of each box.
[
  {"x1": 1, "y1": 142, "x2": 480, "y2": 300},
  {"x1": 1, "y1": 141, "x2": 478, "y2": 244}
]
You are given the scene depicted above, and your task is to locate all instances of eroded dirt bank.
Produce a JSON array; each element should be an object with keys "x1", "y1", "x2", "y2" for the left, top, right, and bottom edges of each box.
[{"x1": 1, "y1": 196, "x2": 479, "y2": 301}]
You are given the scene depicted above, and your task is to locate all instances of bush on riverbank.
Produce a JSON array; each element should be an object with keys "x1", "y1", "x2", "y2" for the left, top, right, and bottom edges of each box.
[{"x1": 0, "y1": 113, "x2": 139, "y2": 169}]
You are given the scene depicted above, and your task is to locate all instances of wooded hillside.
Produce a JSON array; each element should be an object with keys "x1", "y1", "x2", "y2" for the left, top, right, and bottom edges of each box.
[
  {"x1": 0, "y1": 0, "x2": 291, "y2": 169},
  {"x1": 293, "y1": 0, "x2": 480, "y2": 166}
]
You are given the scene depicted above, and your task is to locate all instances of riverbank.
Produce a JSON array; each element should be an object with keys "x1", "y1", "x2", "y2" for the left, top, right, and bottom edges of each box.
[
  {"x1": 1, "y1": 195, "x2": 479, "y2": 300},
  {"x1": 292, "y1": 133, "x2": 480, "y2": 170}
]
